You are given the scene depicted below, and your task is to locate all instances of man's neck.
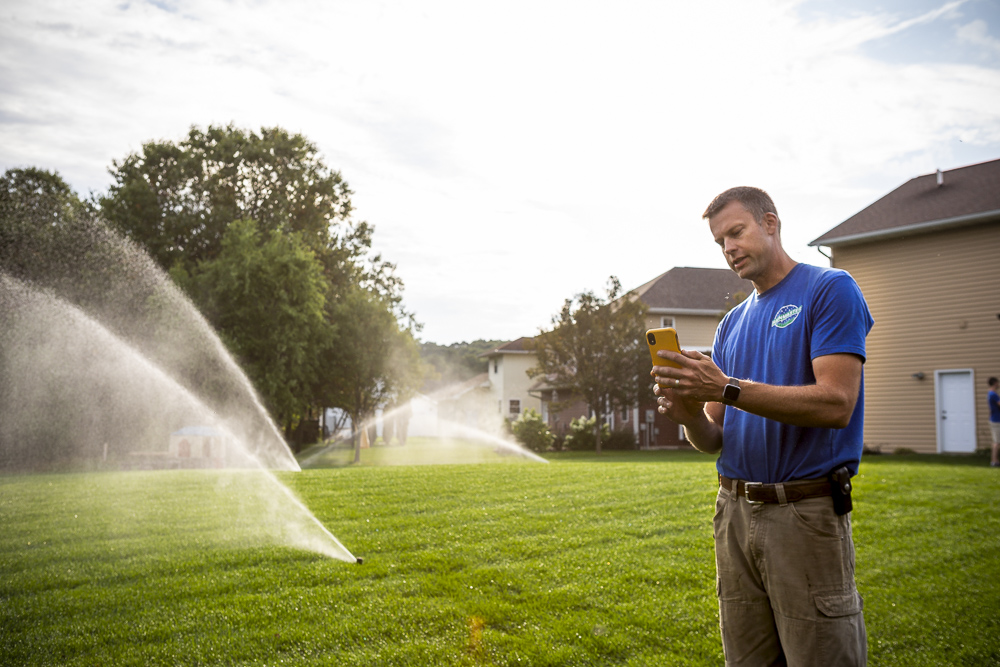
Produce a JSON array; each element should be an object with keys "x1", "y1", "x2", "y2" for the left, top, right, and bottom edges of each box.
[{"x1": 752, "y1": 253, "x2": 798, "y2": 294}]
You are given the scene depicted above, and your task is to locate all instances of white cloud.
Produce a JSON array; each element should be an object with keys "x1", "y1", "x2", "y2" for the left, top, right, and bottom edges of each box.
[
  {"x1": 1, "y1": 0, "x2": 999, "y2": 343},
  {"x1": 957, "y1": 18, "x2": 1000, "y2": 56}
]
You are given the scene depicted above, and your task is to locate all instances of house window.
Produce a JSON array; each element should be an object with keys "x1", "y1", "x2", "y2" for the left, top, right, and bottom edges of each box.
[
  {"x1": 661, "y1": 316, "x2": 675, "y2": 328},
  {"x1": 509, "y1": 399, "x2": 520, "y2": 416},
  {"x1": 493, "y1": 359, "x2": 498, "y2": 373},
  {"x1": 621, "y1": 409, "x2": 629, "y2": 422}
]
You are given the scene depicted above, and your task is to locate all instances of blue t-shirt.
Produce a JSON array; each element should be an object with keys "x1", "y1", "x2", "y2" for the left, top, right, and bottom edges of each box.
[
  {"x1": 989, "y1": 390, "x2": 1000, "y2": 423},
  {"x1": 712, "y1": 263, "x2": 874, "y2": 483}
]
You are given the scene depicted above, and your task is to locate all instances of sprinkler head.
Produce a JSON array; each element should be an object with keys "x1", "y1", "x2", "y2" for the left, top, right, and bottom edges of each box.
[{"x1": 356, "y1": 557, "x2": 364, "y2": 565}]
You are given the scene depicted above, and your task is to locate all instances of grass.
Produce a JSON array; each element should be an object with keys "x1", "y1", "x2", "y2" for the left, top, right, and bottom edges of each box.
[{"x1": 1, "y1": 446, "x2": 998, "y2": 666}]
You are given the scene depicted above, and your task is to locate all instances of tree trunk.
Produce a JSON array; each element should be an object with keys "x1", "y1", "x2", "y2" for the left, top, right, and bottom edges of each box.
[
  {"x1": 594, "y1": 395, "x2": 609, "y2": 455},
  {"x1": 351, "y1": 411, "x2": 361, "y2": 464},
  {"x1": 594, "y1": 408, "x2": 603, "y2": 455}
]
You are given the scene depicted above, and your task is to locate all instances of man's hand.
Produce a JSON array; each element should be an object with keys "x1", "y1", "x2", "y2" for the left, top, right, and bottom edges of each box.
[
  {"x1": 649, "y1": 349, "x2": 725, "y2": 454},
  {"x1": 652, "y1": 382, "x2": 706, "y2": 425},
  {"x1": 651, "y1": 348, "x2": 728, "y2": 404}
]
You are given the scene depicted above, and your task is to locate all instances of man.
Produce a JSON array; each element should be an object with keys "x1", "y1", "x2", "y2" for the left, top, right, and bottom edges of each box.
[
  {"x1": 652, "y1": 186, "x2": 873, "y2": 666},
  {"x1": 988, "y1": 377, "x2": 1000, "y2": 467}
]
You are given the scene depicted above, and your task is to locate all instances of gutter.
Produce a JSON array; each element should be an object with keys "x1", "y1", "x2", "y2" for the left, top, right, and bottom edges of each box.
[
  {"x1": 810, "y1": 208, "x2": 1000, "y2": 248},
  {"x1": 646, "y1": 307, "x2": 726, "y2": 316}
]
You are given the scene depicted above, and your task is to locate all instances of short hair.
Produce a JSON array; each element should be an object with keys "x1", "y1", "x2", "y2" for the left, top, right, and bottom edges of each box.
[
  {"x1": 990, "y1": 377, "x2": 999, "y2": 387},
  {"x1": 702, "y1": 186, "x2": 779, "y2": 224}
]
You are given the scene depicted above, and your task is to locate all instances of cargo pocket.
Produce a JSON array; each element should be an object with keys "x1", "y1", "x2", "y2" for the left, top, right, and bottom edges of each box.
[{"x1": 815, "y1": 591, "x2": 863, "y2": 617}]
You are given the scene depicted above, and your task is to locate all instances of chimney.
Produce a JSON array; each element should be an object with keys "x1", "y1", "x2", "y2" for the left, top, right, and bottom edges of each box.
[{"x1": 936, "y1": 169, "x2": 944, "y2": 186}]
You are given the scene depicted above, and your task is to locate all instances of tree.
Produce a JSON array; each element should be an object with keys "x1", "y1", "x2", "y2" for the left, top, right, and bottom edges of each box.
[
  {"x1": 0, "y1": 168, "x2": 87, "y2": 282},
  {"x1": 321, "y1": 288, "x2": 423, "y2": 463},
  {"x1": 418, "y1": 339, "x2": 504, "y2": 392},
  {"x1": 530, "y1": 277, "x2": 648, "y2": 454},
  {"x1": 97, "y1": 125, "x2": 421, "y2": 450},
  {"x1": 98, "y1": 124, "x2": 354, "y2": 275},
  {"x1": 174, "y1": 218, "x2": 329, "y2": 439}
]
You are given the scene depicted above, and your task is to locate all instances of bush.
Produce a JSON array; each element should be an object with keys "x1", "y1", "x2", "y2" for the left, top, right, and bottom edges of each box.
[
  {"x1": 510, "y1": 409, "x2": 555, "y2": 452},
  {"x1": 563, "y1": 416, "x2": 611, "y2": 451}
]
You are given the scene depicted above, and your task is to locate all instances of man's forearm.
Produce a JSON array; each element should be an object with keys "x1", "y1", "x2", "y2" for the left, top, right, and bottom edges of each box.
[
  {"x1": 684, "y1": 409, "x2": 723, "y2": 454},
  {"x1": 733, "y1": 380, "x2": 856, "y2": 429}
]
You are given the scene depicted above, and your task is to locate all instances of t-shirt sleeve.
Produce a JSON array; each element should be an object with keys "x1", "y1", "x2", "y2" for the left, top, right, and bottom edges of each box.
[{"x1": 810, "y1": 271, "x2": 873, "y2": 362}]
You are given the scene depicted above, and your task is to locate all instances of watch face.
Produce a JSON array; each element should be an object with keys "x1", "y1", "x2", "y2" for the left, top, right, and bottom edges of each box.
[{"x1": 723, "y1": 383, "x2": 740, "y2": 402}]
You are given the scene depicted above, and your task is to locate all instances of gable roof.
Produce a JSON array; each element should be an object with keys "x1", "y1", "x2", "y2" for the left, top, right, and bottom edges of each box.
[
  {"x1": 481, "y1": 337, "x2": 534, "y2": 358},
  {"x1": 811, "y1": 158, "x2": 1000, "y2": 247},
  {"x1": 631, "y1": 266, "x2": 753, "y2": 314}
]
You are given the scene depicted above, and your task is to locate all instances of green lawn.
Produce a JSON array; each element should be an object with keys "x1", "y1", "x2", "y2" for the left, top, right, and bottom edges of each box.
[{"x1": 1, "y1": 446, "x2": 998, "y2": 666}]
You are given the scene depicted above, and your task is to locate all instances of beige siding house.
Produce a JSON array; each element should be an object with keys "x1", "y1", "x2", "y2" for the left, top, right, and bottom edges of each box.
[
  {"x1": 481, "y1": 338, "x2": 543, "y2": 423},
  {"x1": 810, "y1": 159, "x2": 1000, "y2": 454},
  {"x1": 630, "y1": 267, "x2": 753, "y2": 447}
]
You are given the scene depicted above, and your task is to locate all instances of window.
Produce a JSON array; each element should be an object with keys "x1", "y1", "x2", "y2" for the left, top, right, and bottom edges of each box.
[
  {"x1": 509, "y1": 399, "x2": 521, "y2": 416},
  {"x1": 621, "y1": 409, "x2": 629, "y2": 422},
  {"x1": 661, "y1": 316, "x2": 675, "y2": 328},
  {"x1": 493, "y1": 359, "x2": 498, "y2": 373}
]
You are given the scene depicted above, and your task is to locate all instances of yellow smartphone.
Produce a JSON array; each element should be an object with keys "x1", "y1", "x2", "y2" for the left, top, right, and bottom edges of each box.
[{"x1": 646, "y1": 328, "x2": 682, "y2": 383}]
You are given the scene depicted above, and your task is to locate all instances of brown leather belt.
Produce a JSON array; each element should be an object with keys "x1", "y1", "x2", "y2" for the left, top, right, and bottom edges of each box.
[{"x1": 719, "y1": 475, "x2": 832, "y2": 505}]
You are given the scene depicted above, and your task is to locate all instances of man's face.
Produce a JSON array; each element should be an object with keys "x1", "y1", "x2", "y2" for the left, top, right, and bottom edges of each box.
[{"x1": 708, "y1": 200, "x2": 775, "y2": 283}]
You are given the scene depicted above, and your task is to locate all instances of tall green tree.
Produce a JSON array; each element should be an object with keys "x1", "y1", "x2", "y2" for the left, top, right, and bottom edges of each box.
[
  {"x1": 98, "y1": 124, "x2": 354, "y2": 275},
  {"x1": 174, "y1": 218, "x2": 329, "y2": 437},
  {"x1": 97, "y1": 125, "x2": 419, "y2": 449},
  {"x1": 0, "y1": 168, "x2": 87, "y2": 280},
  {"x1": 530, "y1": 277, "x2": 648, "y2": 454},
  {"x1": 322, "y1": 287, "x2": 423, "y2": 463}
]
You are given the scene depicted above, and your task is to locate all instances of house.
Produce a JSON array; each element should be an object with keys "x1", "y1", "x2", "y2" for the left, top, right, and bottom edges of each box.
[
  {"x1": 168, "y1": 426, "x2": 228, "y2": 468},
  {"x1": 810, "y1": 158, "x2": 1000, "y2": 454},
  {"x1": 491, "y1": 268, "x2": 752, "y2": 448},
  {"x1": 631, "y1": 267, "x2": 753, "y2": 448},
  {"x1": 481, "y1": 338, "x2": 543, "y2": 423}
]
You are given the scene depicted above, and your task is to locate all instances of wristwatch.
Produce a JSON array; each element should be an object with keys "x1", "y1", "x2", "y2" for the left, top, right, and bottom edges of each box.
[{"x1": 721, "y1": 377, "x2": 741, "y2": 405}]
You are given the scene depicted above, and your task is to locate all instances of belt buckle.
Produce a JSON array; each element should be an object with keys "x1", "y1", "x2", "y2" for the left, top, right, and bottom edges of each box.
[{"x1": 744, "y1": 482, "x2": 765, "y2": 504}]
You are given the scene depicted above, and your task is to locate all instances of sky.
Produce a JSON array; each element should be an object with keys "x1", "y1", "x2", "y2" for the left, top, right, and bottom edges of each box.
[{"x1": 2, "y1": 0, "x2": 999, "y2": 344}]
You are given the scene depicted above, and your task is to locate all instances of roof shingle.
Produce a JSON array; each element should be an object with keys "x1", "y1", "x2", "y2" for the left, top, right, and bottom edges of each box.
[
  {"x1": 811, "y1": 159, "x2": 1000, "y2": 247},
  {"x1": 631, "y1": 267, "x2": 753, "y2": 311}
]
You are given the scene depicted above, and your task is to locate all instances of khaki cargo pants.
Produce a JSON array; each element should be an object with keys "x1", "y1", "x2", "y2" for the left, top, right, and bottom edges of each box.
[{"x1": 714, "y1": 486, "x2": 867, "y2": 666}]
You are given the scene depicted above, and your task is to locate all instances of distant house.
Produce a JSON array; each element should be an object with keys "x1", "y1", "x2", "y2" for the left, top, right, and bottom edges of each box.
[
  {"x1": 481, "y1": 338, "x2": 543, "y2": 422},
  {"x1": 490, "y1": 268, "x2": 752, "y2": 448},
  {"x1": 631, "y1": 267, "x2": 753, "y2": 448},
  {"x1": 168, "y1": 426, "x2": 228, "y2": 468},
  {"x1": 810, "y1": 159, "x2": 1000, "y2": 454},
  {"x1": 126, "y1": 425, "x2": 232, "y2": 470}
]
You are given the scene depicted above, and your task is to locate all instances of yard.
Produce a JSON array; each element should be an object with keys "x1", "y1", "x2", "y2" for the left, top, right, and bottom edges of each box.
[{"x1": 1, "y1": 445, "x2": 998, "y2": 666}]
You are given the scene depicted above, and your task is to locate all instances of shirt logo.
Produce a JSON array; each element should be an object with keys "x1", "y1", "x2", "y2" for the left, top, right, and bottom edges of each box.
[{"x1": 772, "y1": 305, "x2": 802, "y2": 328}]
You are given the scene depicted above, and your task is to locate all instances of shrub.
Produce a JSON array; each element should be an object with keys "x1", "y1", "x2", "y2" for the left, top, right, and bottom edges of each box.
[
  {"x1": 510, "y1": 409, "x2": 555, "y2": 452},
  {"x1": 563, "y1": 416, "x2": 611, "y2": 451}
]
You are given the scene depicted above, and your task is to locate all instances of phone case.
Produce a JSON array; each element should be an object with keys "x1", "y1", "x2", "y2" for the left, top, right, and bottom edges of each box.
[{"x1": 646, "y1": 327, "x2": 682, "y2": 375}]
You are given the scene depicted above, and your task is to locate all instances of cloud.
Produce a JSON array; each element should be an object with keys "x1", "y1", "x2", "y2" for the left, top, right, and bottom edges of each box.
[
  {"x1": 957, "y1": 18, "x2": 1000, "y2": 56},
  {"x1": 1, "y1": 0, "x2": 998, "y2": 342}
]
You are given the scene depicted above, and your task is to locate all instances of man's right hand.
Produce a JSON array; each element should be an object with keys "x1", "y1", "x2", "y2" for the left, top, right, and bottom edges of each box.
[{"x1": 652, "y1": 380, "x2": 706, "y2": 426}]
